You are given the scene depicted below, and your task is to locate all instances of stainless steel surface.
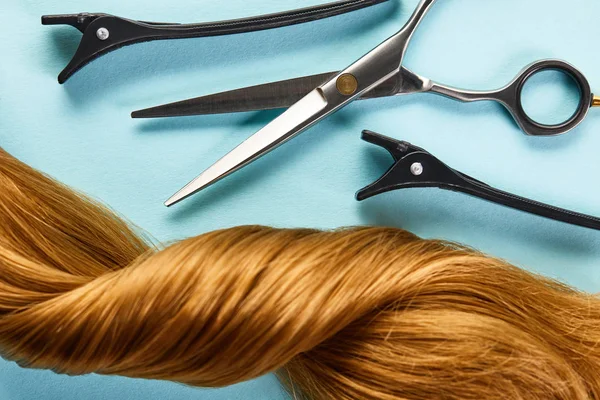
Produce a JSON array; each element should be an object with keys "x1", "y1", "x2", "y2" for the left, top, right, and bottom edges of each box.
[
  {"x1": 165, "y1": 89, "x2": 328, "y2": 206},
  {"x1": 410, "y1": 162, "x2": 424, "y2": 176},
  {"x1": 165, "y1": 0, "x2": 438, "y2": 206},
  {"x1": 131, "y1": 67, "x2": 421, "y2": 118},
  {"x1": 132, "y1": 72, "x2": 336, "y2": 118},
  {"x1": 136, "y1": 60, "x2": 593, "y2": 138},
  {"x1": 96, "y1": 27, "x2": 109, "y2": 40}
]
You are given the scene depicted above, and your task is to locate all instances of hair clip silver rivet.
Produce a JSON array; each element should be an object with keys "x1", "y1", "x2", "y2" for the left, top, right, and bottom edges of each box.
[
  {"x1": 96, "y1": 28, "x2": 110, "y2": 41},
  {"x1": 410, "y1": 162, "x2": 424, "y2": 176}
]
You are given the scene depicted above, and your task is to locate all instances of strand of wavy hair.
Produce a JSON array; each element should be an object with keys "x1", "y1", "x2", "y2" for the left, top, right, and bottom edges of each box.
[{"x1": 1, "y1": 147, "x2": 600, "y2": 400}]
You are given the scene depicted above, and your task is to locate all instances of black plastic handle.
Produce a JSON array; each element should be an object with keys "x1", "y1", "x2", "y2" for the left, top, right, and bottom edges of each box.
[
  {"x1": 358, "y1": 130, "x2": 600, "y2": 231},
  {"x1": 42, "y1": 0, "x2": 389, "y2": 83}
]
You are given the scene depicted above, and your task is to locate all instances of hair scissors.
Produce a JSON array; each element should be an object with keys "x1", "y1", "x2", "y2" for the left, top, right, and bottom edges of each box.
[{"x1": 133, "y1": 0, "x2": 600, "y2": 207}]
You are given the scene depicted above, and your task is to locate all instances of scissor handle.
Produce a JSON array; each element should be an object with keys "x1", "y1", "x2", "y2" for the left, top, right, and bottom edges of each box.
[
  {"x1": 431, "y1": 60, "x2": 593, "y2": 136},
  {"x1": 502, "y1": 60, "x2": 593, "y2": 136}
]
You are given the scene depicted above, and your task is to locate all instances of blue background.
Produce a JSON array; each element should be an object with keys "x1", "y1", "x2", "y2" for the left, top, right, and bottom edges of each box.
[{"x1": 1, "y1": 0, "x2": 600, "y2": 398}]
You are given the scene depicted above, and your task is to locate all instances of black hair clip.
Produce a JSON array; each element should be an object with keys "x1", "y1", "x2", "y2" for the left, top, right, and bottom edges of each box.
[
  {"x1": 42, "y1": 0, "x2": 387, "y2": 84},
  {"x1": 358, "y1": 130, "x2": 600, "y2": 231}
]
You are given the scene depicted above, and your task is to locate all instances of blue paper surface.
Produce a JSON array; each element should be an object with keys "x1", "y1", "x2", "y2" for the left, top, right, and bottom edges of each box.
[{"x1": 1, "y1": 0, "x2": 600, "y2": 398}]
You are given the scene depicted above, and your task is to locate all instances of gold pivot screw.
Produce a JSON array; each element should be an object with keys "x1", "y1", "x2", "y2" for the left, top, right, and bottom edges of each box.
[
  {"x1": 593, "y1": 95, "x2": 600, "y2": 107},
  {"x1": 336, "y1": 74, "x2": 358, "y2": 96}
]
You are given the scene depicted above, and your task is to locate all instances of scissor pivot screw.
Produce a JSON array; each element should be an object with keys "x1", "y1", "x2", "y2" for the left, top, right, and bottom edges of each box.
[
  {"x1": 96, "y1": 27, "x2": 110, "y2": 41},
  {"x1": 336, "y1": 74, "x2": 358, "y2": 96},
  {"x1": 410, "y1": 162, "x2": 424, "y2": 176}
]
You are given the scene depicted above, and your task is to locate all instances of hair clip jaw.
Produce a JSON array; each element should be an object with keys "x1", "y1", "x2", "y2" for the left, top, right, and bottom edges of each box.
[
  {"x1": 42, "y1": 0, "x2": 389, "y2": 83},
  {"x1": 358, "y1": 130, "x2": 600, "y2": 231}
]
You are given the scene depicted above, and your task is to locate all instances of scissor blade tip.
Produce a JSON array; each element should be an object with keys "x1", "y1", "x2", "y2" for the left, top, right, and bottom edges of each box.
[
  {"x1": 131, "y1": 109, "x2": 152, "y2": 119},
  {"x1": 132, "y1": 105, "x2": 174, "y2": 119},
  {"x1": 164, "y1": 196, "x2": 180, "y2": 207},
  {"x1": 164, "y1": 187, "x2": 196, "y2": 207}
]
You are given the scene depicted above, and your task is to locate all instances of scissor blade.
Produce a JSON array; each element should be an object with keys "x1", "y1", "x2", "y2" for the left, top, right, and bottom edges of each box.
[
  {"x1": 132, "y1": 72, "x2": 401, "y2": 118},
  {"x1": 132, "y1": 73, "x2": 333, "y2": 118},
  {"x1": 165, "y1": 89, "x2": 329, "y2": 206}
]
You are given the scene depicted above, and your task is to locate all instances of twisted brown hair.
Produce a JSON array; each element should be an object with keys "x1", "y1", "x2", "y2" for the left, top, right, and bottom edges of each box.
[{"x1": 1, "y1": 147, "x2": 599, "y2": 400}]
